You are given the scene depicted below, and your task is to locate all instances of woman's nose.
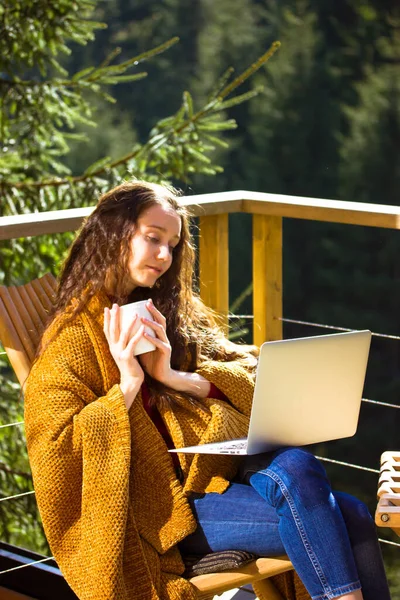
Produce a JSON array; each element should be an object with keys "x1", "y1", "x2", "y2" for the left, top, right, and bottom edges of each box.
[{"x1": 157, "y1": 244, "x2": 170, "y2": 261}]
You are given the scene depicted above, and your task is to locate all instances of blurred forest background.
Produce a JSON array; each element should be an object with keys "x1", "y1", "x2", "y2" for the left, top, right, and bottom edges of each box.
[{"x1": 0, "y1": 0, "x2": 399, "y2": 596}]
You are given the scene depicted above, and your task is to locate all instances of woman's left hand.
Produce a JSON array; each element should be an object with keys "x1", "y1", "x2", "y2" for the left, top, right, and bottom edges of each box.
[{"x1": 138, "y1": 300, "x2": 174, "y2": 386}]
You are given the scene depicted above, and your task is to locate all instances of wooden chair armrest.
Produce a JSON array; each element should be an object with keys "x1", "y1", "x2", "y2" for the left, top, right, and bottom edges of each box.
[
  {"x1": 190, "y1": 556, "x2": 293, "y2": 599},
  {"x1": 375, "y1": 451, "x2": 400, "y2": 535}
]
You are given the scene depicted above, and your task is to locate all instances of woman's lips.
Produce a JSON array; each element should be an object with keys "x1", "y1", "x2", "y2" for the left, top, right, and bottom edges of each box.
[{"x1": 146, "y1": 266, "x2": 162, "y2": 274}]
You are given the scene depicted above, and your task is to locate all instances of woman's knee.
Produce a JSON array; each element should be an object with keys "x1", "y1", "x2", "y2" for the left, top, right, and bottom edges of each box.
[
  {"x1": 250, "y1": 448, "x2": 332, "y2": 509},
  {"x1": 269, "y1": 447, "x2": 328, "y2": 483}
]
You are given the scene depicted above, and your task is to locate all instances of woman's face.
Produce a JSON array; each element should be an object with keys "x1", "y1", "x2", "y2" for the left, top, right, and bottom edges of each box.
[{"x1": 126, "y1": 203, "x2": 182, "y2": 293}]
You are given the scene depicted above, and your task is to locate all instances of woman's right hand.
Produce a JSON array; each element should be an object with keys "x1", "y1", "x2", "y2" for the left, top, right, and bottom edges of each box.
[{"x1": 104, "y1": 304, "x2": 145, "y2": 409}]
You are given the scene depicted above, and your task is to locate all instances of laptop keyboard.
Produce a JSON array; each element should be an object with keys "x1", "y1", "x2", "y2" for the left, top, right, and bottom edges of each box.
[{"x1": 219, "y1": 440, "x2": 248, "y2": 454}]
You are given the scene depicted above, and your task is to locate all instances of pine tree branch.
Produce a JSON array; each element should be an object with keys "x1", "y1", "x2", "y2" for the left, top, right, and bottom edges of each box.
[
  {"x1": 218, "y1": 41, "x2": 281, "y2": 100},
  {"x1": 3, "y1": 125, "x2": 180, "y2": 189},
  {"x1": 0, "y1": 74, "x2": 147, "y2": 89},
  {"x1": 1, "y1": 41, "x2": 280, "y2": 192},
  {"x1": 175, "y1": 41, "x2": 281, "y2": 134},
  {"x1": 2, "y1": 97, "x2": 236, "y2": 189},
  {"x1": 0, "y1": 38, "x2": 179, "y2": 89}
]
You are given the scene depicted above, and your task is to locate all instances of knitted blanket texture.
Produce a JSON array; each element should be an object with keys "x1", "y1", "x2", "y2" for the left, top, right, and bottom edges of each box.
[{"x1": 24, "y1": 291, "x2": 257, "y2": 600}]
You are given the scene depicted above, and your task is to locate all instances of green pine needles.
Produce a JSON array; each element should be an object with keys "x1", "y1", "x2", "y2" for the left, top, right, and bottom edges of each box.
[{"x1": 0, "y1": 0, "x2": 279, "y2": 213}]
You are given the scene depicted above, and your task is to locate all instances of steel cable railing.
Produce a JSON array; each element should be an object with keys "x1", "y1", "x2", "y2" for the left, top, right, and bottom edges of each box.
[
  {"x1": 280, "y1": 317, "x2": 400, "y2": 341},
  {"x1": 0, "y1": 421, "x2": 24, "y2": 430},
  {"x1": 0, "y1": 490, "x2": 35, "y2": 503},
  {"x1": 230, "y1": 313, "x2": 400, "y2": 342},
  {"x1": 0, "y1": 555, "x2": 55, "y2": 575}
]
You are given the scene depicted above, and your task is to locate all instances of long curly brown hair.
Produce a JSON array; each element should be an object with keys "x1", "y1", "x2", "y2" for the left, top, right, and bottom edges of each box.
[{"x1": 44, "y1": 180, "x2": 257, "y2": 405}]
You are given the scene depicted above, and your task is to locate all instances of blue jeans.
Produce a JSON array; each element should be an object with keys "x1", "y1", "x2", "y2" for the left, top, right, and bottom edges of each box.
[{"x1": 179, "y1": 448, "x2": 391, "y2": 600}]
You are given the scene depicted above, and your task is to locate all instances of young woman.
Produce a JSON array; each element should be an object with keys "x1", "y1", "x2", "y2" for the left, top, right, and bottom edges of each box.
[{"x1": 24, "y1": 181, "x2": 391, "y2": 600}]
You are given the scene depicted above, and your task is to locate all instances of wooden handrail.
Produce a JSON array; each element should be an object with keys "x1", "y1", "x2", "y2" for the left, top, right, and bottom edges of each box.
[{"x1": 2, "y1": 191, "x2": 400, "y2": 241}]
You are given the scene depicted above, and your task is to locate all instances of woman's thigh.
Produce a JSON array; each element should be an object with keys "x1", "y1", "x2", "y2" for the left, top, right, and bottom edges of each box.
[{"x1": 179, "y1": 481, "x2": 285, "y2": 557}]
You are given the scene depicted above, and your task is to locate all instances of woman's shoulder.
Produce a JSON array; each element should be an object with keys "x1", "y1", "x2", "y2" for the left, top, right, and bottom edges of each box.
[
  {"x1": 42, "y1": 310, "x2": 88, "y2": 350},
  {"x1": 29, "y1": 289, "x2": 111, "y2": 382},
  {"x1": 31, "y1": 312, "x2": 93, "y2": 379},
  {"x1": 26, "y1": 317, "x2": 103, "y2": 405},
  {"x1": 41, "y1": 288, "x2": 108, "y2": 351}
]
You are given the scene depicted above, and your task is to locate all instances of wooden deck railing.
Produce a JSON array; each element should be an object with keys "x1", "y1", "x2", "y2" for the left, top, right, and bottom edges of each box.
[{"x1": 1, "y1": 190, "x2": 400, "y2": 346}]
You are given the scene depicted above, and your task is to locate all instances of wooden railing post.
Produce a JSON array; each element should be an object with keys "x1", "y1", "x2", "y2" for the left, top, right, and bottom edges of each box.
[
  {"x1": 252, "y1": 215, "x2": 282, "y2": 345},
  {"x1": 199, "y1": 214, "x2": 229, "y2": 329}
]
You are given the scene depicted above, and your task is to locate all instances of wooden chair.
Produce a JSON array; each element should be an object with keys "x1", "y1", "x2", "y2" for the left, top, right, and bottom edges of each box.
[
  {"x1": 0, "y1": 274, "x2": 299, "y2": 600},
  {"x1": 376, "y1": 451, "x2": 400, "y2": 537},
  {"x1": 0, "y1": 273, "x2": 57, "y2": 386}
]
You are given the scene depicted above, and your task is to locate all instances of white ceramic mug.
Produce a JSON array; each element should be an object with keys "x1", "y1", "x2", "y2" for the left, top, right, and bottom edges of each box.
[{"x1": 119, "y1": 300, "x2": 156, "y2": 356}]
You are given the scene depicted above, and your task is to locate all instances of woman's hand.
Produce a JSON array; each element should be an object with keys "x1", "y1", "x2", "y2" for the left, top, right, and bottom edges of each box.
[
  {"x1": 138, "y1": 300, "x2": 174, "y2": 386},
  {"x1": 139, "y1": 301, "x2": 211, "y2": 398},
  {"x1": 104, "y1": 304, "x2": 145, "y2": 409}
]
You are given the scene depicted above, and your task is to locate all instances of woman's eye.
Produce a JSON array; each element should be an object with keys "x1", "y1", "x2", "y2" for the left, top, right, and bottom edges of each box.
[{"x1": 147, "y1": 236, "x2": 159, "y2": 244}]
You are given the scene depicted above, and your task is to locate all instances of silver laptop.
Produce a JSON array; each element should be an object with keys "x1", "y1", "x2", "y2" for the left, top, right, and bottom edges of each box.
[{"x1": 169, "y1": 330, "x2": 371, "y2": 456}]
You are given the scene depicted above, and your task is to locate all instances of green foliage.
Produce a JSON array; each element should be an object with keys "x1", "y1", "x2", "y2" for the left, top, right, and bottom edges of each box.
[{"x1": 1, "y1": 0, "x2": 106, "y2": 179}]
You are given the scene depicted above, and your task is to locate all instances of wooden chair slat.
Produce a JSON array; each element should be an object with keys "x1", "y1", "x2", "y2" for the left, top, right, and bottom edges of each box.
[
  {"x1": 23, "y1": 282, "x2": 48, "y2": 325},
  {"x1": 0, "y1": 287, "x2": 36, "y2": 362},
  {"x1": 0, "y1": 297, "x2": 31, "y2": 386},
  {"x1": 8, "y1": 286, "x2": 38, "y2": 349},
  {"x1": 43, "y1": 271, "x2": 57, "y2": 292},
  {"x1": 0, "y1": 274, "x2": 57, "y2": 386},
  {"x1": 16, "y1": 285, "x2": 44, "y2": 340},
  {"x1": 31, "y1": 278, "x2": 54, "y2": 312},
  {"x1": 40, "y1": 273, "x2": 57, "y2": 302}
]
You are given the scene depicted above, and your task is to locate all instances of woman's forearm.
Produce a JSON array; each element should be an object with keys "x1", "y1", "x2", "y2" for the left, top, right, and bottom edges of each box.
[
  {"x1": 166, "y1": 370, "x2": 211, "y2": 398},
  {"x1": 119, "y1": 377, "x2": 143, "y2": 410}
]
